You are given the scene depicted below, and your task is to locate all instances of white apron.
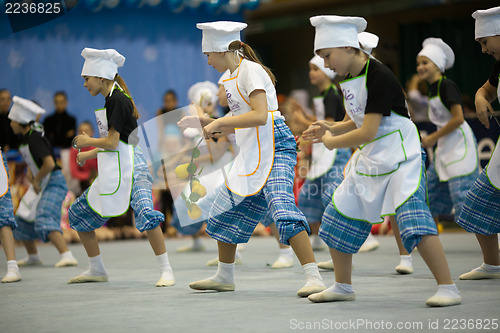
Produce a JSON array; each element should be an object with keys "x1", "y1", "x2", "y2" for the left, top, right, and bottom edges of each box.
[
  {"x1": 222, "y1": 60, "x2": 279, "y2": 197},
  {"x1": 0, "y1": 150, "x2": 8, "y2": 198},
  {"x1": 307, "y1": 94, "x2": 338, "y2": 180},
  {"x1": 86, "y1": 85, "x2": 135, "y2": 217},
  {"x1": 428, "y1": 78, "x2": 478, "y2": 181},
  {"x1": 485, "y1": 82, "x2": 500, "y2": 189},
  {"x1": 333, "y1": 59, "x2": 422, "y2": 223},
  {"x1": 16, "y1": 135, "x2": 50, "y2": 222}
]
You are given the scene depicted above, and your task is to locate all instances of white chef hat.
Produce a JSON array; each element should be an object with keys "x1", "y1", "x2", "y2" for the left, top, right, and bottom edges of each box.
[
  {"x1": 8, "y1": 96, "x2": 46, "y2": 125},
  {"x1": 309, "y1": 55, "x2": 336, "y2": 79},
  {"x1": 196, "y1": 21, "x2": 247, "y2": 53},
  {"x1": 310, "y1": 15, "x2": 367, "y2": 53},
  {"x1": 188, "y1": 81, "x2": 219, "y2": 107},
  {"x1": 358, "y1": 32, "x2": 379, "y2": 55},
  {"x1": 417, "y1": 38, "x2": 455, "y2": 73},
  {"x1": 472, "y1": 6, "x2": 500, "y2": 40},
  {"x1": 81, "y1": 48, "x2": 126, "y2": 80},
  {"x1": 218, "y1": 69, "x2": 230, "y2": 85}
]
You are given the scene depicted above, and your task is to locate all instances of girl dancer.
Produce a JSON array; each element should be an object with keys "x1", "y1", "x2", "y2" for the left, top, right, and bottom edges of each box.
[
  {"x1": 183, "y1": 21, "x2": 325, "y2": 296},
  {"x1": 304, "y1": 15, "x2": 461, "y2": 307},
  {"x1": 68, "y1": 48, "x2": 175, "y2": 287},
  {"x1": 457, "y1": 5, "x2": 500, "y2": 280},
  {"x1": 9, "y1": 97, "x2": 77, "y2": 268}
]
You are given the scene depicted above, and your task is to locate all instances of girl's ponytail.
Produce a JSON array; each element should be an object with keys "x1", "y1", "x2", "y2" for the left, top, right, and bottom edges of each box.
[
  {"x1": 228, "y1": 41, "x2": 276, "y2": 86},
  {"x1": 114, "y1": 74, "x2": 140, "y2": 119}
]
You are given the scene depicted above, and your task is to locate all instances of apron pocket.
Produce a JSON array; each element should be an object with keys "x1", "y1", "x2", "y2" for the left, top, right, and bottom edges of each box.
[
  {"x1": 436, "y1": 127, "x2": 466, "y2": 167},
  {"x1": 235, "y1": 127, "x2": 261, "y2": 177},
  {"x1": 97, "y1": 151, "x2": 121, "y2": 195},
  {"x1": 355, "y1": 130, "x2": 407, "y2": 177}
]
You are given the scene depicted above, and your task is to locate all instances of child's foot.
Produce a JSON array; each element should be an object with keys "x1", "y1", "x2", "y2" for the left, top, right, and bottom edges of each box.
[
  {"x1": 17, "y1": 255, "x2": 42, "y2": 266},
  {"x1": 1, "y1": 271, "x2": 22, "y2": 283},
  {"x1": 358, "y1": 233, "x2": 380, "y2": 252},
  {"x1": 68, "y1": 270, "x2": 108, "y2": 284},
  {"x1": 425, "y1": 284, "x2": 461, "y2": 307},
  {"x1": 270, "y1": 248, "x2": 294, "y2": 269},
  {"x1": 459, "y1": 263, "x2": 500, "y2": 280},
  {"x1": 317, "y1": 259, "x2": 334, "y2": 270},
  {"x1": 190, "y1": 262, "x2": 235, "y2": 292},
  {"x1": 308, "y1": 283, "x2": 355, "y2": 302},
  {"x1": 297, "y1": 262, "x2": 326, "y2": 297},
  {"x1": 395, "y1": 255, "x2": 413, "y2": 274},
  {"x1": 156, "y1": 271, "x2": 175, "y2": 287}
]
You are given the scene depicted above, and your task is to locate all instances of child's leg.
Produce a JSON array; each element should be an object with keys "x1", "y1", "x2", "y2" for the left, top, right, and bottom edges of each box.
[
  {"x1": 268, "y1": 222, "x2": 294, "y2": 269},
  {"x1": 14, "y1": 218, "x2": 42, "y2": 266},
  {"x1": 455, "y1": 170, "x2": 500, "y2": 279},
  {"x1": 67, "y1": 191, "x2": 109, "y2": 283},
  {"x1": 0, "y1": 226, "x2": 21, "y2": 283},
  {"x1": 146, "y1": 226, "x2": 175, "y2": 287},
  {"x1": 417, "y1": 235, "x2": 452, "y2": 284},
  {"x1": 390, "y1": 216, "x2": 413, "y2": 274}
]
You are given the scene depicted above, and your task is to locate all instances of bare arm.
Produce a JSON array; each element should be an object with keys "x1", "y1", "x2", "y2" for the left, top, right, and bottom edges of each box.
[
  {"x1": 322, "y1": 113, "x2": 382, "y2": 150},
  {"x1": 203, "y1": 90, "x2": 268, "y2": 137},
  {"x1": 475, "y1": 80, "x2": 497, "y2": 129},
  {"x1": 74, "y1": 127, "x2": 121, "y2": 150},
  {"x1": 33, "y1": 156, "x2": 55, "y2": 194},
  {"x1": 422, "y1": 103, "x2": 464, "y2": 148}
]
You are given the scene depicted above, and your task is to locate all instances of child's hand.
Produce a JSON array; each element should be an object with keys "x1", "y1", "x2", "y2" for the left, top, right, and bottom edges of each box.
[
  {"x1": 322, "y1": 131, "x2": 336, "y2": 150},
  {"x1": 475, "y1": 96, "x2": 494, "y2": 129},
  {"x1": 203, "y1": 120, "x2": 221, "y2": 139},
  {"x1": 421, "y1": 134, "x2": 437, "y2": 149},
  {"x1": 73, "y1": 132, "x2": 90, "y2": 149},
  {"x1": 76, "y1": 151, "x2": 87, "y2": 166},
  {"x1": 33, "y1": 181, "x2": 42, "y2": 194},
  {"x1": 302, "y1": 121, "x2": 329, "y2": 143}
]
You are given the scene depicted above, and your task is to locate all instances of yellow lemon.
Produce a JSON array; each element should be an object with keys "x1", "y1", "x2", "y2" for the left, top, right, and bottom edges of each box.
[
  {"x1": 175, "y1": 163, "x2": 190, "y2": 179},
  {"x1": 187, "y1": 203, "x2": 202, "y2": 219}
]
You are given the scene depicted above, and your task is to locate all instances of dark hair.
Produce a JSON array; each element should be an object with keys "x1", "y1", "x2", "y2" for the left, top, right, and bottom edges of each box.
[
  {"x1": 164, "y1": 89, "x2": 178, "y2": 99},
  {"x1": 80, "y1": 120, "x2": 94, "y2": 130},
  {"x1": 114, "y1": 74, "x2": 140, "y2": 119},
  {"x1": 54, "y1": 90, "x2": 68, "y2": 100},
  {"x1": 0, "y1": 89, "x2": 10, "y2": 95},
  {"x1": 228, "y1": 41, "x2": 276, "y2": 86}
]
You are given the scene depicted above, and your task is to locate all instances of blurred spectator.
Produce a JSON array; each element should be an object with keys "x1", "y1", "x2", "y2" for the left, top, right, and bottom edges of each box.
[
  {"x1": 406, "y1": 74, "x2": 429, "y2": 122},
  {"x1": 44, "y1": 91, "x2": 76, "y2": 148},
  {"x1": 0, "y1": 89, "x2": 20, "y2": 151},
  {"x1": 69, "y1": 121, "x2": 98, "y2": 195}
]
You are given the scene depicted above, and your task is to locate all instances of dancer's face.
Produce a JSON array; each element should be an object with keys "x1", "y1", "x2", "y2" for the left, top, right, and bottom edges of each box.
[
  {"x1": 416, "y1": 56, "x2": 441, "y2": 83},
  {"x1": 317, "y1": 47, "x2": 352, "y2": 77},
  {"x1": 478, "y1": 35, "x2": 500, "y2": 61},
  {"x1": 83, "y1": 76, "x2": 103, "y2": 97}
]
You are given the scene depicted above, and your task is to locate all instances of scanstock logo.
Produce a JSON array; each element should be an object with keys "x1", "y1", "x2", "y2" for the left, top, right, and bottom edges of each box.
[{"x1": 3, "y1": 0, "x2": 79, "y2": 33}]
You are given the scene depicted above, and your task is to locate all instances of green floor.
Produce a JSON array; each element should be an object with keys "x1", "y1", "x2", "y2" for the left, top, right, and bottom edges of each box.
[{"x1": 1, "y1": 232, "x2": 499, "y2": 333}]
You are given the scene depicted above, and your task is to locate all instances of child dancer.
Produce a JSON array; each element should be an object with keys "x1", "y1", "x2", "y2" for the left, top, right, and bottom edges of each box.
[
  {"x1": 0, "y1": 148, "x2": 21, "y2": 282},
  {"x1": 456, "y1": 5, "x2": 500, "y2": 280},
  {"x1": 304, "y1": 15, "x2": 461, "y2": 307},
  {"x1": 68, "y1": 48, "x2": 175, "y2": 287},
  {"x1": 183, "y1": 21, "x2": 325, "y2": 296},
  {"x1": 417, "y1": 37, "x2": 479, "y2": 226},
  {"x1": 9, "y1": 97, "x2": 77, "y2": 268}
]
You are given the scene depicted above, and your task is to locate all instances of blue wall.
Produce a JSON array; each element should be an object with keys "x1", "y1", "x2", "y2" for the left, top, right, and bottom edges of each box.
[{"x1": 0, "y1": 6, "x2": 242, "y2": 127}]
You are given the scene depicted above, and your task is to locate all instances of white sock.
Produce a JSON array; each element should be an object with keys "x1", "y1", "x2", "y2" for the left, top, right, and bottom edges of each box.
[
  {"x1": 192, "y1": 238, "x2": 203, "y2": 249},
  {"x1": 235, "y1": 250, "x2": 242, "y2": 260},
  {"x1": 7, "y1": 260, "x2": 19, "y2": 273},
  {"x1": 474, "y1": 262, "x2": 500, "y2": 273},
  {"x1": 61, "y1": 251, "x2": 75, "y2": 260},
  {"x1": 302, "y1": 262, "x2": 325, "y2": 286},
  {"x1": 210, "y1": 261, "x2": 235, "y2": 284},
  {"x1": 324, "y1": 282, "x2": 354, "y2": 295},
  {"x1": 87, "y1": 254, "x2": 107, "y2": 277},
  {"x1": 25, "y1": 253, "x2": 41, "y2": 263},
  {"x1": 279, "y1": 247, "x2": 294, "y2": 259},
  {"x1": 399, "y1": 255, "x2": 412, "y2": 266},
  {"x1": 156, "y1": 252, "x2": 175, "y2": 280},
  {"x1": 435, "y1": 284, "x2": 460, "y2": 298}
]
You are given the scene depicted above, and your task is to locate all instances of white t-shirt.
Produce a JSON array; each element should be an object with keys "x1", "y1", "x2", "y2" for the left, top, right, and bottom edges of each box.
[{"x1": 230, "y1": 59, "x2": 278, "y2": 111}]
